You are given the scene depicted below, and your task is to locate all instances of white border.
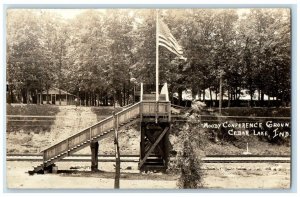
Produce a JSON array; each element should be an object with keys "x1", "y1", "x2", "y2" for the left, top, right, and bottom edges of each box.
[{"x1": 0, "y1": 0, "x2": 299, "y2": 196}]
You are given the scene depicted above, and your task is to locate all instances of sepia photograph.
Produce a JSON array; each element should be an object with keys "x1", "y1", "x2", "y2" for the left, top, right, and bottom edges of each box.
[{"x1": 5, "y1": 8, "x2": 291, "y2": 189}]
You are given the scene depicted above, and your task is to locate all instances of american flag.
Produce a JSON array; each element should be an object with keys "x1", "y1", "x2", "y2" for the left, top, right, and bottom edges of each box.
[{"x1": 158, "y1": 19, "x2": 186, "y2": 61}]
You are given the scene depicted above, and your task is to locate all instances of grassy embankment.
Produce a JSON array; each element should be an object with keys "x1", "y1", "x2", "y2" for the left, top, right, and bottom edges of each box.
[
  {"x1": 171, "y1": 107, "x2": 291, "y2": 156},
  {"x1": 6, "y1": 104, "x2": 60, "y2": 132}
]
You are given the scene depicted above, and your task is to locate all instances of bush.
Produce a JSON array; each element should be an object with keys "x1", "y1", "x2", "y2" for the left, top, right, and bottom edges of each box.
[
  {"x1": 176, "y1": 123, "x2": 203, "y2": 188},
  {"x1": 177, "y1": 138, "x2": 203, "y2": 188}
]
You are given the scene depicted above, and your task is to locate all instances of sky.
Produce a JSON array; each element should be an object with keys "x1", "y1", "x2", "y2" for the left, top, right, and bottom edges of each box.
[
  {"x1": 47, "y1": 9, "x2": 94, "y2": 19},
  {"x1": 44, "y1": 8, "x2": 252, "y2": 19}
]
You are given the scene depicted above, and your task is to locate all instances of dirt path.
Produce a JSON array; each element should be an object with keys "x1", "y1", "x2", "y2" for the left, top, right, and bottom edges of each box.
[{"x1": 6, "y1": 161, "x2": 290, "y2": 189}]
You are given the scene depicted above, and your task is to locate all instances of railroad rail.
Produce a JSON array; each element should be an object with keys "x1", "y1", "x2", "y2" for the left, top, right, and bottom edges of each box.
[{"x1": 6, "y1": 154, "x2": 290, "y2": 163}]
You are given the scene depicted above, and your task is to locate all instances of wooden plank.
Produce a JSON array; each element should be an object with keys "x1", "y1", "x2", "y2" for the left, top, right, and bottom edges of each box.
[
  {"x1": 145, "y1": 132, "x2": 164, "y2": 156},
  {"x1": 138, "y1": 126, "x2": 169, "y2": 169}
]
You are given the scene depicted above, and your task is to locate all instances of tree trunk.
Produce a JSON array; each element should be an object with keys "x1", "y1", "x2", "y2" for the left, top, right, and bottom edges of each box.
[
  {"x1": 209, "y1": 88, "x2": 213, "y2": 107},
  {"x1": 126, "y1": 86, "x2": 129, "y2": 105},
  {"x1": 92, "y1": 92, "x2": 94, "y2": 106},
  {"x1": 46, "y1": 89, "x2": 49, "y2": 104},
  {"x1": 39, "y1": 89, "x2": 42, "y2": 105},
  {"x1": 178, "y1": 88, "x2": 183, "y2": 106},
  {"x1": 26, "y1": 88, "x2": 30, "y2": 104},
  {"x1": 89, "y1": 92, "x2": 92, "y2": 106},
  {"x1": 123, "y1": 83, "x2": 126, "y2": 106},
  {"x1": 215, "y1": 89, "x2": 218, "y2": 103},
  {"x1": 219, "y1": 73, "x2": 223, "y2": 114},
  {"x1": 250, "y1": 90, "x2": 253, "y2": 107},
  {"x1": 198, "y1": 91, "x2": 201, "y2": 102},
  {"x1": 85, "y1": 91, "x2": 87, "y2": 106},
  {"x1": 7, "y1": 86, "x2": 12, "y2": 104},
  {"x1": 260, "y1": 89, "x2": 264, "y2": 107},
  {"x1": 235, "y1": 87, "x2": 238, "y2": 101},
  {"x1": 59, "y1": 89, "x2": 61, "y2": 105},
  {"x1": 228, "y1": 88, "x2": 231, "y2": 107}
]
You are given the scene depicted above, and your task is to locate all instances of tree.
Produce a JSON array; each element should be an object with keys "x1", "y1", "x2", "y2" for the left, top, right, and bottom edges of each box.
[
  {"x1": 7, "y1": 10, "x2": 46, "y2": 104},
  {"x1": 6, "y1": 9, "x2": 291, "y2": 107}
]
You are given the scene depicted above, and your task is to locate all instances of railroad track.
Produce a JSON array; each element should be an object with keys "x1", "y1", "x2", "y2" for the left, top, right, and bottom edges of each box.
[{"x1": 6, "y1": 154, "x2": 290, "y2": 163}]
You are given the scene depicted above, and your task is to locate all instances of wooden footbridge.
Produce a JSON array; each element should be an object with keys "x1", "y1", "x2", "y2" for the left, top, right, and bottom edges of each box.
[{"x1": 32, "y1": 83, "x2": 186, "y2": 174}]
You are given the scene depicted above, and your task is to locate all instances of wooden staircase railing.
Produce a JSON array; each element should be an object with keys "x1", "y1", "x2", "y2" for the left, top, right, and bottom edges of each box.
[{"x1": 39, "y1": 102, "x2": 142, "y2": 170}]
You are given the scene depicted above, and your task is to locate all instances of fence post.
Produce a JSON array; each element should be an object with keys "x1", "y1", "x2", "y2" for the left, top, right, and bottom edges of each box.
[
  {"x1": 67, "y1": 138, "x2": 70, "y2": 156},
  {"x1": 43, "y1": 151, "x2": 47, "y2": 166},
  {"x1": 90, "y1": 127, "x2": 92, "y2": 140}
]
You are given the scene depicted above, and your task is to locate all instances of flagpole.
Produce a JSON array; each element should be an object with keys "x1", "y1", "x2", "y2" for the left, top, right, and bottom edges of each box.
[{"x1": 156, "y1": 10, "x2": 159, "y2": 102}]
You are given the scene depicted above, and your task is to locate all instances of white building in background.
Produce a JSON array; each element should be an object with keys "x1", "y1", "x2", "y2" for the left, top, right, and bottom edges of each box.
[{"x1": 173, "y1": 88, "x2": 277, "y2": 101}]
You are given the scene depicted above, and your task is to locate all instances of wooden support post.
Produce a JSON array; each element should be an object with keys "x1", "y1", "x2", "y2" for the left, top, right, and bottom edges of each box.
[
  {"x1": 113, "y1": 111, "x2": 120, "y2": 189},
  {"x1": 164, "y1": 124, "x2": 170, "y2": 170},
  {"x1": 155, "y1": 101, "x2": 158, "y2": 123},
  {"x1": 138, "y1": 126, "x2": 169, "y2": 169},
  {"x1": 140, "y1": 83, "x2": 143, "y2": 101},
  {"x1": 90, "y1": 141, "x2": 99, "y2": 171},
  {"x1": 140, "y1": 102, "x2": 143, "y2": 122},
  {"x1": 43, "y1": 151, "x2": 47, "y2": 169},
  {"x1": 140, "y1": 123, "x2": 145, "y2": 161}
]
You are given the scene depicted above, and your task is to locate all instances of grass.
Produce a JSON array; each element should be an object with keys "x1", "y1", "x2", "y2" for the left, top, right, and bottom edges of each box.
[
  {"x1": 171, "y1": 106, "x2": 291, "y2": 158},
  {"x1": 91, "y1": 106, "x2": 122, "y2": 121},
  {"x1": 7, "y1": 104, "x2": 60, "y2": 116},
  {"x1": 7, "y1": 104, "x2": 60, "y2": 132}
]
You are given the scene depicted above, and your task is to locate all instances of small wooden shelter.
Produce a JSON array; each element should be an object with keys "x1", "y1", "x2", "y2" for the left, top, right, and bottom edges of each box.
[{"x1": 37, "y1": 88, "x2": 76, "y2": 105}]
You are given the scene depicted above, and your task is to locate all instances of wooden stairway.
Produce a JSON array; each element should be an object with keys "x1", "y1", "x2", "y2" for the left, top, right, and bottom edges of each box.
[{"x1": 32, "y1": 102, "x2": 142, "y2": 173}]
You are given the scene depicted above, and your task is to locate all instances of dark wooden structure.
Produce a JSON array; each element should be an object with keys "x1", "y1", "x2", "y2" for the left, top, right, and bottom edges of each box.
[{"x1": 31, "y1": 83, "x2": 172, "y2": 174}]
